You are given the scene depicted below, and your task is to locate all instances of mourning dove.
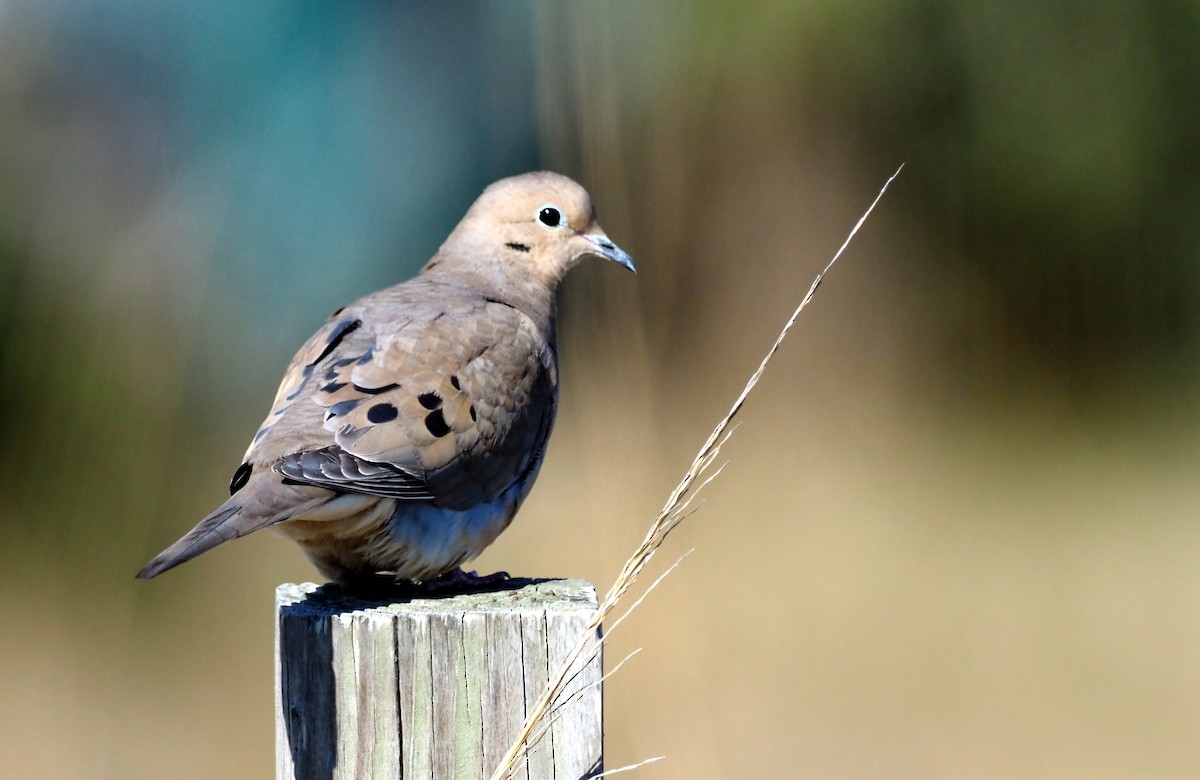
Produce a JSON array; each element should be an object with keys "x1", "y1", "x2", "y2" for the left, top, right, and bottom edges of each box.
[{"x1": 137, "y1": 171, "x2": 635, "y2": 585}]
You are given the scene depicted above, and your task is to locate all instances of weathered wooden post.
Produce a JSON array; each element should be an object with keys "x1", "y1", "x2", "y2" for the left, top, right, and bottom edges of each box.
[{"x1": 275, "y1": 579, "x2": 602, "y2": 780}]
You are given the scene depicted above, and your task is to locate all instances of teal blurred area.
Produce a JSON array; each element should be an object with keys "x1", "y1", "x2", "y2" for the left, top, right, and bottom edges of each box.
[{"x1": 2, "y1": 2, "x2": 1199, "y2": 777}]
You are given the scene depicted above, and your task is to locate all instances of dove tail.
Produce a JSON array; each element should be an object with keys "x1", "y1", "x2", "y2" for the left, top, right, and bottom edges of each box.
[{"x1": 136, "y1": 502, "x2": 250, "y2": 579}]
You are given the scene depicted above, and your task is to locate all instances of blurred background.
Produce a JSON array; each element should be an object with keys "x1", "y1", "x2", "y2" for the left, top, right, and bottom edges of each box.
[{"x1": 2, "y1": 1, "x2": 1199, "y2": 777}]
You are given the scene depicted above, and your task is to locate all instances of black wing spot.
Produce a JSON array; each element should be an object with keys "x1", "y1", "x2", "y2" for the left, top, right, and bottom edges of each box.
[
  {"x1": 450, "y1": 375, "x2": 461, "y2": 390},
  {"x1": 229, "y1": 462, "x2": 252, "y2": 495},
  {"x1": 367, "y1": 402, "x2": 399, "y2": 424},
  {"x1": 354, "y1": 381, "x2": 400, "y2": 394},
  {"x1": 309, "y1": 319, "x2": 361, "y2": 367},
  {"x1": 418, "y1": 392, "x2": 442, "y2": 409},
  {"x1": 505, "y1": 242, "x2": 531, "y2": 253},
  {"x1": 321, "y1": 381, "x2": 348, "y2": 394},
  {"x1": 328, "y1": 399, "x2": 362, "y2": 418},
  {"x1": 482, "y1": 296, "x2": 518, "y2": 313},
  {"x1": 425, "y1": 409, "x2": 450, "y2": 437},
  {"x1": 468, "y1": 404, "x2": 477, "y2": 422},
  {"x1": 285, "y1": 368, "x2": 312, "y2": 401}
]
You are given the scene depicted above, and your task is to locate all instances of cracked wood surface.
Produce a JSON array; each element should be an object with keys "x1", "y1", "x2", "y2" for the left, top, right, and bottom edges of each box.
[{"x1": 276, "y1": 579, "x2": 602, "y2": 779}]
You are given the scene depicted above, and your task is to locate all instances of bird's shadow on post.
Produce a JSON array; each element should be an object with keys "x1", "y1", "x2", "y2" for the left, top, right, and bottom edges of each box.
[
  {"x1": 308, "y1": 574, "x2": 553, "y2": 607},
  {"x1": 278, "y1": 576, "x2": 562, "y2": 780}
]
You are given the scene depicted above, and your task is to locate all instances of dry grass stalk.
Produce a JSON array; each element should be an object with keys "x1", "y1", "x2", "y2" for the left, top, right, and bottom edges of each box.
[{"x1": 488, "y1": 164, "x2": 904, "y2": 780}]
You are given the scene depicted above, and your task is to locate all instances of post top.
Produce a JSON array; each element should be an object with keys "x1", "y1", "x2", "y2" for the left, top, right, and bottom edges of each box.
[{"x1": 275, "y1": 578, "x2": 598, "y2": 618}]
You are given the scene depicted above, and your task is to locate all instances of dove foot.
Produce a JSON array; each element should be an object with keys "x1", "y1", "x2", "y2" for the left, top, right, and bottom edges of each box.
[
  {"x1": 327, "y1": 568, "x2": 516, "y2": 599},
  {"x1": 418, "y1": 568, "x2": 512, "y2": 595}
]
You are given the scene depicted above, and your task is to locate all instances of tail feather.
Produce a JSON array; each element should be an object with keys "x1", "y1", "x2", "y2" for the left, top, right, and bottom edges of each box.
[{"x1": 137, "y1": 500, "x2": 270, "y2": 579}]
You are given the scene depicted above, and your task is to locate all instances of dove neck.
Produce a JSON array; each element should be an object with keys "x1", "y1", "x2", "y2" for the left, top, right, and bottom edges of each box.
[{"x1": 424, "y1": 260, "x2": 559, "y2": 337}]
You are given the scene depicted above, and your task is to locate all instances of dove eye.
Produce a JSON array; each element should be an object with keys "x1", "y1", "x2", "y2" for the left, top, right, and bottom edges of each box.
[{"x1": 537, "y1": 205, "x2": 566, "y2": 229}]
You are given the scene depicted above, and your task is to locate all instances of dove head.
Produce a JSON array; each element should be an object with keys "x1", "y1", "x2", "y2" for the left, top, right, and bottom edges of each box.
[{"x1": 431, "y1": 172, "x2": 636, "y2": 296}]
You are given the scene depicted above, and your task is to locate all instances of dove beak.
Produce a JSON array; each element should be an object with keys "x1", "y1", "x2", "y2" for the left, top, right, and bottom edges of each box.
[{"x1": 583, "y1": 233, "x2": 637, "y2": 273}]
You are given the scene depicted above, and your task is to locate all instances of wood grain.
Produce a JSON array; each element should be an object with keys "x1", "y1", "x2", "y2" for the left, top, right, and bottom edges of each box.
[{"x1": 276, "y1": 580, "x2": 601, "y2": 779}]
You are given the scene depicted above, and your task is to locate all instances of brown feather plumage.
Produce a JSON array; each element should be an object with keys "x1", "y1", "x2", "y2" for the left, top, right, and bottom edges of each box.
[{"x1": 137, "y1": 171, "x2": 634, "y2": 584}]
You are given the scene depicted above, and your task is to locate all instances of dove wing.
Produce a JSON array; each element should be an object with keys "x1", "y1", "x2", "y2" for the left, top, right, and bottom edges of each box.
[{"x1": 268, "y1": 287, "x2": 557, "y2": 511}]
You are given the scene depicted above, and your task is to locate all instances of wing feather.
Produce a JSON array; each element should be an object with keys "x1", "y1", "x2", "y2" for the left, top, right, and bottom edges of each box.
[{"x1": 252, "y1": 286, "x2": 557, "y2": 511}]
